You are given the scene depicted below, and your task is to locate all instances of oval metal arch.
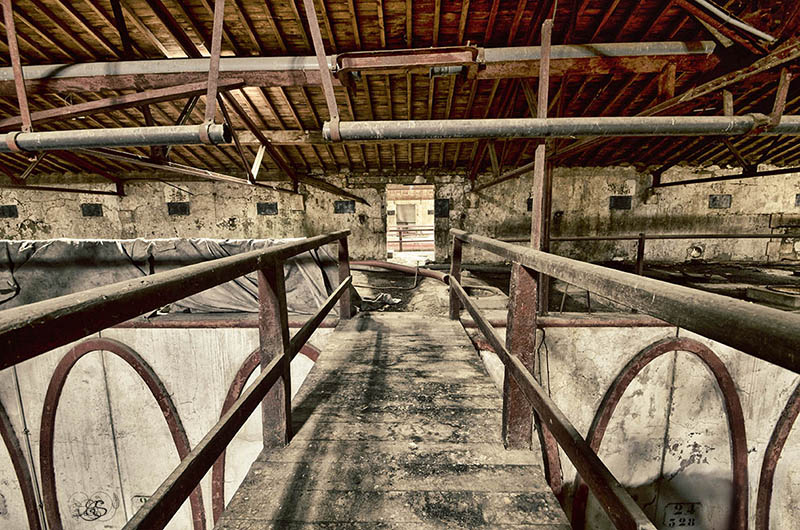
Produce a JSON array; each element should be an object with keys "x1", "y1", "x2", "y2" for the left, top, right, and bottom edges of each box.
[
  {"x1": 755, "y1": 380, "x2": 800, "y2": 530},
  {"x1": 571, "y1": 336, "x2": 748, "y2": 530},
  {"x1": 211, "y1": 343, "x2": 320, "y2": 522},
  {"x1": 0, "y1": 398, "x2": 42, "y2": 529},
  {"x1": 39, "y1": 338, "x2": 206, "y2": 530}
]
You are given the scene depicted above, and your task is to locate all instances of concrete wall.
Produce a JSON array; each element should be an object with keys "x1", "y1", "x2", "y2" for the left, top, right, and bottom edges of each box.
[
  {"x1": 0, "y1": 327, "x2": 330, "y2": 530},
  {"x1": 478, "y1": 325, "x2": 800, "y2": 530},
  {"x1": 4, "y1": 165, "x2": 799, "y2": 264},
  {"x1": 0, "y1": 177, "x2": 384, "y2": 260}
]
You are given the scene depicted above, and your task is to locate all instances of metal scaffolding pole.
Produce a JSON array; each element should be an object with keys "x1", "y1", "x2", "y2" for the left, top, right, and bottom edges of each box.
[
  {"x1": 0, "y1": 124, "x2": 230, "y2": 153},
  {"x1": 322, "y1": 115, "x2": 800, "y2": 141}
]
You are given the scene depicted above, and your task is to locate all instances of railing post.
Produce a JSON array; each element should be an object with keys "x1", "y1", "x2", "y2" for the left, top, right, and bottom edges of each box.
[
  {"x1": 338, "y1": 236, "x2": 354, "y2": 319},
  {"x1": 258, "y1": 259, "x2": 292, "y2": 449},
  {"x1": 448, "y1": 236, "x2": 462, "y2": 319},
  {"x1": 504, "y1": 262, "x2": 536, "y2": 448},
  {"x1": 636, "y1": 233, "x2": 646, "y2": 275},
  {"x1": 505, "y1": 261, "x2": 563, "y2": 495}
]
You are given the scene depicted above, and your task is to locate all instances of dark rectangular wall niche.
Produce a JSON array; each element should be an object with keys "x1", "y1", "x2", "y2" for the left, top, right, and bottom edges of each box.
[
  {"x1": 257, "y1": 202, "x2": 278, "y2": 215},
  {"x1": 708, "y1": 194, "x2": 732, "y2": 209},
  {"x1": 795, "y1": 193, "x2": 800, "y2": 207},
  {"x1": 334, "y1": 200, "x2": 355, "y2": 213},
  {"x1": 609, "y1": 196, "x2": 632, "y2": 210},
  {"x1": 0, "y1": 205, "x2": 18, "y2": 218},
  {"x1": 434, "y1": 198, "x2": 450, "y2": 218},
  {"x1": 168, "y1": 202, "x2": 191, "y2": 216},
  {"x1": 80, "y1": 203, "x2": 103, "y2": 217},
  {"x1": 526, "y1": 198, "x2": 533, "y2": 212}
]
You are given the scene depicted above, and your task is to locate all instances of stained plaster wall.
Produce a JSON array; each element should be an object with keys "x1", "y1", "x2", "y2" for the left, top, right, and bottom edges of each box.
[
  {"x1": 0, "y1": 176, "x2": 384, "y2": 260},
  {"x1": 3, "y1": 165, "x2": 799, "y2": 264},
  {"x1": 445, "y1": 165, "x2": 800, "y2": 264},
  {"x1": 0, "y1": 327, "x2": 331, "y2": 530},
  {"x1": 480, "y1": 326, "x2": 800, "y2": 530}
]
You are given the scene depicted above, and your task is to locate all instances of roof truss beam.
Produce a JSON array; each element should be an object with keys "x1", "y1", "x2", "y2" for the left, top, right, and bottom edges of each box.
[{"x1": 0, "y1": 42, "x2": 719, "y2": 96}]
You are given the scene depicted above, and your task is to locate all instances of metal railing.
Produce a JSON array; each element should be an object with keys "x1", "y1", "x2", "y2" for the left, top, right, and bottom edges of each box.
[
  {"x1": 387, "y1": 225, "x2": 435, "y2": 252},
  {"x1": 0, "y1": 230, "x2": 353, "y2": 530},
  {"x1": 447, "y1": 228, "x2": 800, "y2": 530},
  {"x1": 504, "y1": 231, "x2": 793, "y2": 275}
]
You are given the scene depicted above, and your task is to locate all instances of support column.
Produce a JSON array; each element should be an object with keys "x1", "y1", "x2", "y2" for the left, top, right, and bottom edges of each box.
[
  {"x1": 338, "y1": 237, "x2": 354, "y2": 319},
  {"x1": 258, "y1": 260, "x2": 292, "y2": 449},
  {"x1": 503, "y1": 263, "x2": 537, "y2": 448},
  {"x1": 523, "y1": 18, "x2": 563, "y2": 497},
  {"x1": 1, "y1": 0, "x2": 32, "y2": 133},
  {"x1": 448, "y1": 237, "x2": 462, "y2": 320}
]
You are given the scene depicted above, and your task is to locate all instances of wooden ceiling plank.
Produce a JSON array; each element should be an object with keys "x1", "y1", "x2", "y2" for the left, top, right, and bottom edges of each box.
[
  {"x1": 457, "y1": 0, "x2": 469, "y2": 44},
  {"x1": 167, "y1": 2, "x2": 211, "y2": 51},
  {"x1": 299, "y1": 86, "x2": 337, "y2": 169},
  {"x1": 12, "y1": 7, "x2": 76, "y2": 59},
  {"x1": 346, "y1": 0, "x2": 361, "y2": 48},
  {"x1": 234, "y1": 88, "x2": 297, "y2": 171},
  {"x1": 120, "y1": 2, "x2": 172, "y2": 56},
  {"x1": 196, "y1": 0, "x2": 247, "y2": 55},
  {"x1": 695, "y1": 83, "x2": 793, "y2": 163},
  {"x1": 484, "y1": 0, "x2": 501, "y2": 44},
  {"x1": 611, "y1": 1, "x2": 644, "y2": 42},
  {"x1": 0, "y1": 80, "x2": 242, "y2": 131},
  {"x1": 316, "y1": 0, "x2": 337, "y2": 53},
  {"x1": 257, "y1": 0, "x2": 288, "y2": 53},
  {"x1": 525, "y1": 0, "x2": 553, "y2": 45},
  {"x1": 564, "y1": 0, "x2": 591, "y2": 44},
  {"x1": 452, "y1": 80, "x2": 479, "y2": 169},
  {"x1": 424, "y1": 77, "x2": 435, "y2": 166},
  {"x1": 52, "y1": 0, "x2": 121, "y2": 58},
  {"x1": 378, "y1": 0, "x2": 387, "y2": 48},
  {"x1": 0, "y1": 20, "x2": 54, "y2": 62},
  {"x1": 640, "y1": 0, "x2": 676, "y2": 41},
  {"x1": 465, "y1": 78, "x2": 500, "y2": 178},
  {"x1": 589, "y1": 0, "x2": 624, "y2": 42},
  {"x1": 554, "y1": 37, "x2": 800, "y2": 162},
  {"x1": 360, "y1": 76, "x2": 380, "y2": 170},
  {"x1": 674, "y1": 0, "x2": 765, "y2": 55},
  {"x1": 220, "y1": 90, "x2": 300, "y2": 177},
  {"x1": 385, "y1": 75, "x2": 397, "y2": 169},
  {"x1": 433, "y1": 0, "x2": 441, "y2": 47},
  {"x1": 278, "y1": 87, "x2": 325, "y2": 168},
  {"x1": 144, "y1": 0, "x2": 203, "y2": 57},
  {"x1": 88, "y1": 0, "x2": 146, "y2": 57},
  {"x1": 286, "y1": 0, "x2": 313, "y2": 52},
  {"x1": 341, "y1": 87, "x2": 366, "y2": 168},
  {"x1": 508, "y1": 0, "x2": 528, "y2": 45},
  {"x1": 25, "y1": 0, "x2": 99, "y2": 58},
  {"x1": 440, "y1": 75, "x2": 456, "y2": 167},
  {"x1": 257, "y1": 88, "x2": 288, "y2": 129},
  {"x1": 668, "y1": 14, "x2": 693, "y2": 40},
  {"x1": 231, "y1": 0, "x2": 266, "y2": 54}
]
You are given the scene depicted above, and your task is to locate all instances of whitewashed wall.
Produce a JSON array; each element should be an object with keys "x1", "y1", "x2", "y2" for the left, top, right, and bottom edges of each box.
[{"x1": 0, "y1": 327, "x2": 330, "y2": 530}]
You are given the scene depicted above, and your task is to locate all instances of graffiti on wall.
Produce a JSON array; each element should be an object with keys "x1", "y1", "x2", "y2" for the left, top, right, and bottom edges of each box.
[{"x1": 68, "y1": 491, "x2": 118, "y2": 522}]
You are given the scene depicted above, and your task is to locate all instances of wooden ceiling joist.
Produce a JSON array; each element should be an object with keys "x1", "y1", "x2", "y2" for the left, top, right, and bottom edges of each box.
[{"x1": 0, "y1": 0, "x2": 796, "y2": 177}]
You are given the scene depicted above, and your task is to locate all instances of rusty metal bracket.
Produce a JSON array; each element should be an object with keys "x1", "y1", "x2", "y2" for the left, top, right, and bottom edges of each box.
[
  {"x1": 769, "y1": 68, "x2": 792, "y2": 128},
  {"x1": 201, "y1": 0, "x2": 226, "y2": 143},
  {"x1": 335, "y1": 46, "x2": 480, "y2": 89},
  {"x1": 327, "y1": 115, "x2": 341, "y2": 142},
  {"x1": 4, "y1": 131, "x2": 22, "y2": 152},
  {"x1": 217, "y1": 94, "x2": 256, "y2": 183}
]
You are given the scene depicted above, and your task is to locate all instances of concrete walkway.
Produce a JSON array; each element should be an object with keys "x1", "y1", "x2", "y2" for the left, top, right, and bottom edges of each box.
[{"x1": 215, "y1": 313, "x2": 569, "y2": 529}]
